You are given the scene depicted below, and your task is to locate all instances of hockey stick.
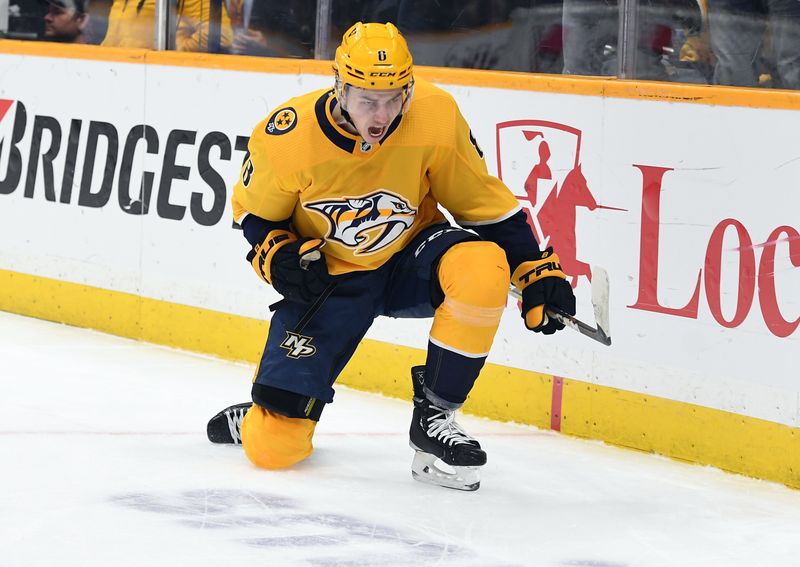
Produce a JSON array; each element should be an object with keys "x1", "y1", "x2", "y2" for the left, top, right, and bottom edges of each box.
[
  {"x1": 299, "y1": 245, "x2": 611, "y2": 345},
  {"x1": 509, "y1": 266, "x2": 612, "y2": 346}
]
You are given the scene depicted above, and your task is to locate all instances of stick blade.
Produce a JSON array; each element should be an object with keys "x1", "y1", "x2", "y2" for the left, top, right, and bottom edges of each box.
[{"x1": 591, "y1": 266, "x2": 611, "y2": 337}]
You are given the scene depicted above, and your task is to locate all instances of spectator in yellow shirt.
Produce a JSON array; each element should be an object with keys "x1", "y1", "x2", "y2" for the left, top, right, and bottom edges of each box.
[
  {"x1": 175, "y1": 0, "x2": 233, "y2": 52},
  {"x1": 101, "y1": 0, "x2": 232, "y2": 51}
]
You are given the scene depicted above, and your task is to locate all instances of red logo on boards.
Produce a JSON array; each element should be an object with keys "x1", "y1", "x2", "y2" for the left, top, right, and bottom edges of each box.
[{"x1": 496, "y1": 120, "x2": 624, "y2": 290}]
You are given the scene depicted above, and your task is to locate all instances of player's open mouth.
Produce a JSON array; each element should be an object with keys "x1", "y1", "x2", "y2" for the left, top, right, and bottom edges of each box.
[{"x1": 368, "y1": 126, "x2": 385, "y2": 138}]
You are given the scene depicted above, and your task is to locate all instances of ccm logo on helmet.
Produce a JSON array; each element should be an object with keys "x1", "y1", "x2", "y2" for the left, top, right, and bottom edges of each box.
[{"x1": 370, "y1": 72, "x2": 396, "y2": 77}]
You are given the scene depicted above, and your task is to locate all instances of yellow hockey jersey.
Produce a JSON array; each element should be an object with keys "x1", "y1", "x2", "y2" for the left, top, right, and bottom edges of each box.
[{"x1": 232, "y1": 78, "x2": 521, "y2": 276}]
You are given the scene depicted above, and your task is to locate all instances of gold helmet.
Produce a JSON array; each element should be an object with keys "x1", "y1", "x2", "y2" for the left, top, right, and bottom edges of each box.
[
  {"x1": 335, "y1": 22, "x2": 413, "y2": 89},
  {"x1": 334, "y1": 22, "x2": 414, "y2": 112}
]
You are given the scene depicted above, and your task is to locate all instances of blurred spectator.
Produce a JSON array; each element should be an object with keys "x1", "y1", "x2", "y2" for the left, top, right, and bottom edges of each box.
[
  {"x1": 346, "y1": 0, "x2": 561, "y2": 72},
  {"x1": 101, "y1": 0, "x2": 153, "y2": 46},
  {"x1": 41, "y1": 0, "x2": 90, "y2": 43},
  {"x1": 561, "y1": 0, "x2": 706, "y2": 81},
  {"x1": 561, "y1": 0, "x2": 617, "y2": 75},
  {"x1": 707, "y1": 0, "x2": 800, "y2": 89},
  {"x1": 227, "y1": 0, "x2": 268, "y2": 55},
  {"x1": 230, "y1": 27, "x2": 268, "y2": 55},
  {"x1": 101, "y1": 0, "x2": 232, "y2": 51},
  {"x1": 85, "y1": 0, "x2": 111, "y2": 42},
  {"x1": 664, "y1": 1, "x2": 714, "y2": 83},
  {"x1": 175, "y1": 0, "x2": 233, "y2": 52},
  {"x1": 230, "y1": 0, "x2": 314, "y2": 57}
]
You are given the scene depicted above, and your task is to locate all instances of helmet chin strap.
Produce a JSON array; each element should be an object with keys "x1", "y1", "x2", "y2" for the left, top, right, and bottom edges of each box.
[
  {"x1": 334, "y1": 75, "x2": 358, "y2": 129},
  {"x1": 339, "y1": 103, "x2": 358, "y2": 130}
]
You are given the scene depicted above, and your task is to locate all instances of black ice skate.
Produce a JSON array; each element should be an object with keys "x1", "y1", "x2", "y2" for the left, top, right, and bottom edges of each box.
[
  {"x1": 206, "y1": 402, "x2": 252, "y2": 444},
  {"x1": 408, "y1": 366, "x2": 486, "y2": 491}
]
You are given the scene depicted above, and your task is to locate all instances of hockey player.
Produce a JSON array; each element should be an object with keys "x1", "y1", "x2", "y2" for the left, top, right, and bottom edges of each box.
[{"x1": 207, "y1": 21, "x2": 576, "y2": 491}]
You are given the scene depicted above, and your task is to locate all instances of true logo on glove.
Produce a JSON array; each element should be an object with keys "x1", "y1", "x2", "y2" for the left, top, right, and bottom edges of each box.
[
  {"x1": 517, "y1": 260, "x2": 563, "y2": 285},
  {"x1": 254, "y1": 246, "x2": 269, "y2": 281},
  {"x1": 280, "y1": 332, "x2": 317, "y2": 359}
]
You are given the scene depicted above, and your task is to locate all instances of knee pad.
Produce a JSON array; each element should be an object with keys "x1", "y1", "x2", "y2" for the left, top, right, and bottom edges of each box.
[
  {"x1": 251, "y1": 383, "x2": 325, "y2": 421},
  {"x1": 241, "y1": 404, "x2": 316, "y2": 470},
  {"x1": 431, "y1": 241, "x2": 510, "y2": 355}
]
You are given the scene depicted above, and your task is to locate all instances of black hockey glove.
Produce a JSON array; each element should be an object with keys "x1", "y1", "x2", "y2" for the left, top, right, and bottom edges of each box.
[
  {"x1": 512, "y1": 247, "x2": 576, "y2": 334},
  {"x1": 248, "y1": 230, "x2": 332, "y2": 304}
]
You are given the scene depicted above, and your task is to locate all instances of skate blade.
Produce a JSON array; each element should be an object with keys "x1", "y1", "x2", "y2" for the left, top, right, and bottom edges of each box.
[{"x1": 410, "y1": 450, "x2": 481, "y2": 492}]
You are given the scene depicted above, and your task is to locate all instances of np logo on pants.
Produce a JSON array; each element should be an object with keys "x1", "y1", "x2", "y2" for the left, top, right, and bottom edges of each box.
[{"x1": 280, "y1": 332, "x2": 317, "y2": 358}]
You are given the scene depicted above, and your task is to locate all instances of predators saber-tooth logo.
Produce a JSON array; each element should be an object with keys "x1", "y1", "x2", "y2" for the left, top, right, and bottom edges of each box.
[
  {"x1": 305, "y1": 190, "x2": 416, "y2": 255},
  {"x1": 280, "y1": 332, "x2": 317, "y2": 358}
]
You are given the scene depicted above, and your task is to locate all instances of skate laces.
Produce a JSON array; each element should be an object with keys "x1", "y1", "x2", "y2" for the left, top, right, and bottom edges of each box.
[
  {"x1": 225, "y1": 406, "x2": 247, "y2": 443},
  {"x1": 426, "y1": 406, "x2": 475, "y2": 446}
]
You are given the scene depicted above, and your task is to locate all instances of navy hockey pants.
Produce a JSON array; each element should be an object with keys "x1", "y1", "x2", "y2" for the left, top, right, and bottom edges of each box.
[{"x1": 253, "y1": 223, "x2": 479, "y2": 405}]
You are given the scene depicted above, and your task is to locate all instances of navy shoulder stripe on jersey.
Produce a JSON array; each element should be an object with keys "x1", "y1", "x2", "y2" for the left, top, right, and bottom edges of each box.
[{"x1": 314, "y1": 91, "x2": 356, "y2": 154}]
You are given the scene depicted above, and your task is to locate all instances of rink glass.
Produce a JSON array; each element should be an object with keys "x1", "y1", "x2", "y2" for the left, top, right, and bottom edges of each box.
[{"x1": 1, "y1": 0, "x2": 797, "y2": 89}]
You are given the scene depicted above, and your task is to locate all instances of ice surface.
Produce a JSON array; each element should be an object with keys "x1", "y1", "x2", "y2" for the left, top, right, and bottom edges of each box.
[{"x1": 2, "y1": 310, "x2": 800, "y2": 566}]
